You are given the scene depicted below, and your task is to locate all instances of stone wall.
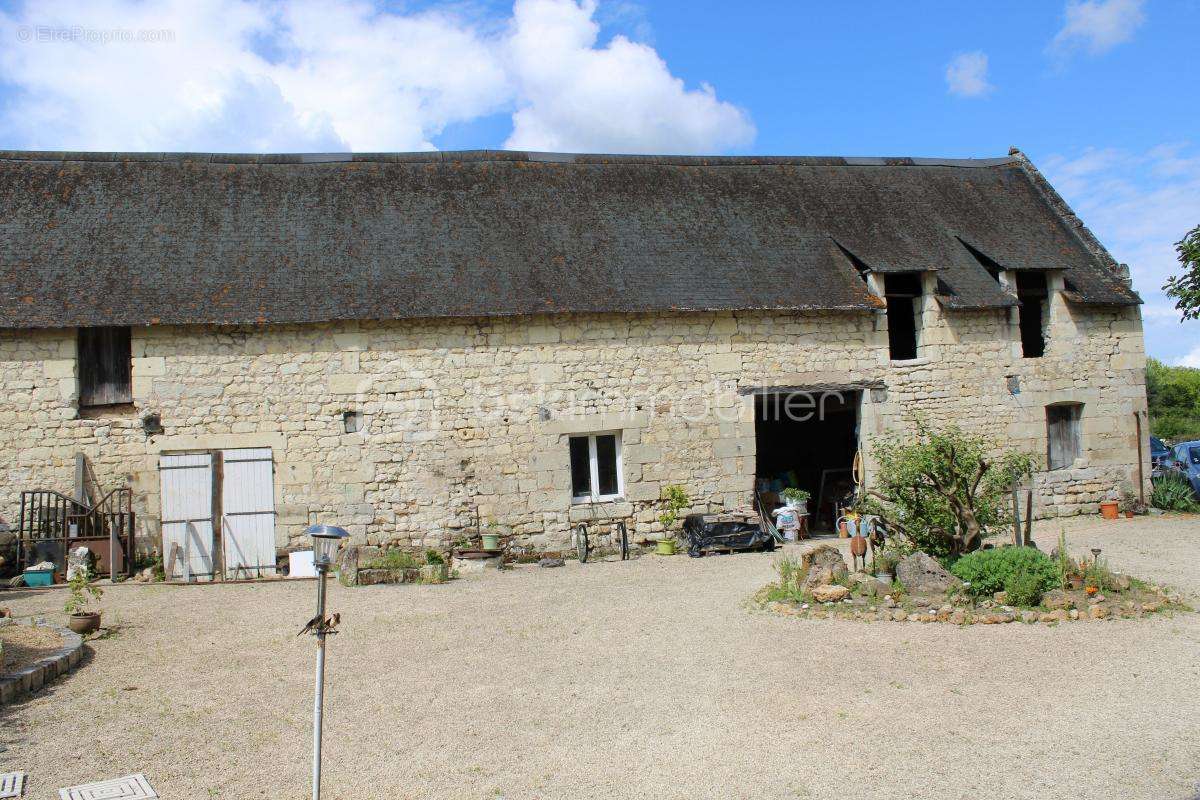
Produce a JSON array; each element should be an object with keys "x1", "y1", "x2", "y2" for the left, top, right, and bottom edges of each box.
[{"x1": 0, "y1": 293, "x2": 1148, "y2": 555}]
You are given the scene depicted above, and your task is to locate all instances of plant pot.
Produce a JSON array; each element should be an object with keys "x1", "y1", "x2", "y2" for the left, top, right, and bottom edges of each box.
[
  {"x1": 1067, "y1": 575, "x2": 1084, "y2": 590},
  {"x1": 1124, "y1": 510, "x2": 1134, "y2": 519},
  {"x1": 480, "y1": 533, "x2": 501, "y2": 551},
  {"x1": 68, "y1": 612, "x2": 101, "y2": 635},
  {"x1": 656, "y1": 539, "x2": 676, "y2": 556},
  {"x1": 1099, "y1": 501, "x2": 1119, "y2": 520}
]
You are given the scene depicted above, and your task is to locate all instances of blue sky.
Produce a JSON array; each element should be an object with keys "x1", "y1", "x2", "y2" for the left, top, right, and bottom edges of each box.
[{"x1": 0, "y1": 0, "x2": 1197, "y2": 363}]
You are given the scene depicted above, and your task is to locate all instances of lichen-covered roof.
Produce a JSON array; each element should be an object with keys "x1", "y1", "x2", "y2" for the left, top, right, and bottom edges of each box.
[{"x1": 0, "y1": 150, "x2": 1138, "y2": 329}]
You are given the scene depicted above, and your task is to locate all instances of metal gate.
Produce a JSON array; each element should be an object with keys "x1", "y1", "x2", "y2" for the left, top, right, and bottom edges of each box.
[
  {"x1": 220, "y1": 448, "x2": 277, "y2": 579},
  {"x1": 159, "y1": 453, "x2": 215, "y2": 580}
]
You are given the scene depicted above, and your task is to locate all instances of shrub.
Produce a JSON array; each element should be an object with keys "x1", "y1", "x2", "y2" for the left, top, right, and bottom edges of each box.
[
  {"x1": 1003, "y1": 571, "x2": 1045, "y2": 607},
  {"x1": 950, "y1": 547, "x2": 1059, "y2": 598},
  {"x1": 775, "y1": 553, "x2": 802, "y2": 589},
  {"x1": 873, "y1": 547, "x2": 902, "y2": 575},
  {"x1": 1150, "y1": 472, "x2": 1199, "y2": 512},
  {"x1": 859, "y1": 424, "x2": 1034, "y2": 558},
  {"x1": 65, "y1": 567, "x2": 103, "y2": 615},
  {"x1": 781, "y1": 487, "x2": 811, "y2": 506},
  {"x1": 424, "y1": 549, "x2": 445, "y2": 566},
  {"x1": 1082, "y1": 557, "x2": 1121, "y2": 592},
  {"x1": 658, "y1": 484, "x2": 690, "y2": 535}
]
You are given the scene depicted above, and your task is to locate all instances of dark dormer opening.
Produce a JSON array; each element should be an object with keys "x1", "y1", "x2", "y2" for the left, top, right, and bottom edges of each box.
[
  {"x1": 884, "y1": 273, "x2": 922, "y2": 361},
  {"x1": 1015, "y1": 271, "x2": 1048, "y2": 358}
]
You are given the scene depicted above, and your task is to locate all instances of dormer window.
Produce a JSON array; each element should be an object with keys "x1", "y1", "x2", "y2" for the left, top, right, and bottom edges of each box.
[
  {"x1": 884, "y1": 273, "x2": 922, "y2": 361},
  {"x1": 1015, "y1": 271, "x2": 1048, "y2": 358}
]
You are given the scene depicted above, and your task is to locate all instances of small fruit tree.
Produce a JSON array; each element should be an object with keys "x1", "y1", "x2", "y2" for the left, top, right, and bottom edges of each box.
[
  {"x1": 65, "y1": 567, "x2": 103, "y2": 616},
  {"x1": 658, "y1": 484, "x2": 690, "y2": 538},
  {"x1": 860, "y1": 424, "x2": 1034, "y2": 559}
]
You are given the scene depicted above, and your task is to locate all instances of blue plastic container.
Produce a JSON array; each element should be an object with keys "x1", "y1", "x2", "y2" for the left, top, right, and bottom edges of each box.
[{"x1": 23, "y1": 567, "x2": 54, "y2": 587}]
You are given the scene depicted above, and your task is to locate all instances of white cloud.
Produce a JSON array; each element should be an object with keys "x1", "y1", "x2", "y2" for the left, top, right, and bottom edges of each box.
[
  {"x1": 944, "y1": 51, "x2": 992, "y2": 98},
  {"x1": 0, "y1": 0, "x2": 752, "y2": 155},
  {"x1": 504, "y1": 0, "x2": 752, "y2": 153},
  {"x1": 1043, "y1": 144, "x2": 1200, "y2": 364},
  {"x1": 1049, "y1": 0, "x2": 1146, "y2": 56},
  {"x1": 1179, "y1": 345, "x2": 1200, "y2": 369}
]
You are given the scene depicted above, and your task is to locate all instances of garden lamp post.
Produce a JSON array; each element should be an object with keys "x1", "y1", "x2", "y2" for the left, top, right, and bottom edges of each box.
[{"x1": 305, "y1": 524, "x2": 349, "y2": 800}]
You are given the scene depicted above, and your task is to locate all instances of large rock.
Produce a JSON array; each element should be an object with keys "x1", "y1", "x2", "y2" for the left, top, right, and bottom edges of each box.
[
  {"x1": 1042, "y1": 589, "x2": 1071, "y2": 610},
  {"x1": 896, "y1": 552, "x2": 961, "y2": 595},
  {"x1": 800, "y1": 545, "x2": 848, "y2": 592},
  {"x1": 811, "y1": 584, "x2": 850, "y2": 603}
]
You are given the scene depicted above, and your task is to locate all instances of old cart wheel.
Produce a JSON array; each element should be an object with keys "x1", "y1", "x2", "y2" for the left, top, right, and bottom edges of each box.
[{"x1": 576, "y1": 523, "x2": 589, "y2": 563}]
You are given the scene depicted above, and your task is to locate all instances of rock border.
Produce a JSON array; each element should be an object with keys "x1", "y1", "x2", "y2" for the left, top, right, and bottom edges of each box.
[
  {"x1": 0, "y1": 622, "x2": 85, "y2": 705},
  {"x1": 761, "y1": 592, "x2": 1187, "y2": 625}
]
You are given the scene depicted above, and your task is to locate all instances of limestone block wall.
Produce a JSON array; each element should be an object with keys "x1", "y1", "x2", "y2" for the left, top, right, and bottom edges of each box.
[{"x1": 0, "y1": 296, "x2": 1147, "y2": 555}]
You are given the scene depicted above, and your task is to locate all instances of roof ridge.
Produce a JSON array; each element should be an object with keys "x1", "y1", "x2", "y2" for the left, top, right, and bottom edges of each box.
[{"x1": 0, "y1": 149, "x2": 1018, "y2": 168}]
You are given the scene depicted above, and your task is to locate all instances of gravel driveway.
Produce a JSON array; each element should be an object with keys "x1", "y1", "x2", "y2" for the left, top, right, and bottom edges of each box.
[{"x1": 3, "y1": 514, "x2": 1199, "y2": 800}]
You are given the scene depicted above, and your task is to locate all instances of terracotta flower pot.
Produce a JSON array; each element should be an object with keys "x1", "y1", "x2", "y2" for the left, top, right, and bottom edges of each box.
[
  {"x1": 68, "y1": 612, "x2": 101, "y2": 635},
  {"x1": 1099, "y1": 501, "x2": 1119, "y2": 520}
]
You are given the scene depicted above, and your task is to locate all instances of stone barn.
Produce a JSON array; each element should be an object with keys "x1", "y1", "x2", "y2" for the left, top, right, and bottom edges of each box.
[{"x1": 0, "y1": 148, "x2": 1147, "y2": 577}]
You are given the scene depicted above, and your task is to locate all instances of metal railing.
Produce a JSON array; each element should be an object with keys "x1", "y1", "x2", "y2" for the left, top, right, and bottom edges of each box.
[{"x1": 16, "y1": 487, "x2": 135, "y2": 578}]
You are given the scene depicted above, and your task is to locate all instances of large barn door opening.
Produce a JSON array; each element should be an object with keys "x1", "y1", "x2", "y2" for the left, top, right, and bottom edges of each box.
[
  {"x1": 754, "y1": 390, "x2": 861, "y2": 534},
  {"x1": 159, "y1": 453, "x2": 215, "y2": 581},
  {"x1": 220, "y1": 448, "x2": 277, "y2": 579}
]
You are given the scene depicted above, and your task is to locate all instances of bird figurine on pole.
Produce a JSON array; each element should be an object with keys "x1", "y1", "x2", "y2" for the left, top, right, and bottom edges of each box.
[{"x1": 298, "y1": 612, "x2": 340, "y2": 637}]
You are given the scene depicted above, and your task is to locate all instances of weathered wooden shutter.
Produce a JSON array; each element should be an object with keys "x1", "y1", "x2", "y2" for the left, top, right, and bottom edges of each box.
[
  {"x1": 1047, "y1": 404, "x2": 1082, "y2": 470},
  {"x1": 78, "y1": 326, "x2": 132, "y2": 407}
]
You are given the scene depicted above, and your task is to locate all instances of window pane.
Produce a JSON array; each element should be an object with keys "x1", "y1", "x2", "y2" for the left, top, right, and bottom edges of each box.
[
  {"x1": 595, "y1": 435, "x2": 618, "y2": 496},
  {"x1": 569, "y1": 436, "x2": 591, "y2": 497}
]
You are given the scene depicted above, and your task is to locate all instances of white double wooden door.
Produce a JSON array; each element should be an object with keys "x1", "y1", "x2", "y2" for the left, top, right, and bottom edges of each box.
[{"x1": 159, "y1": 448, "x2": 276, "y2": 580}]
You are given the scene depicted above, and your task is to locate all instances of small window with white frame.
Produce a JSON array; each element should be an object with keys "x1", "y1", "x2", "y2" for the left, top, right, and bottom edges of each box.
[{"x1": 568, "y1": 432, "x2": 623, "y2": 503}]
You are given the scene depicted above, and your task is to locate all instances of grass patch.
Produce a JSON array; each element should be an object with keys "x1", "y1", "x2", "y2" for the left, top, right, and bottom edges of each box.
[{"x1": 360, "y1": 550, "x2": 420, "y2": 570}]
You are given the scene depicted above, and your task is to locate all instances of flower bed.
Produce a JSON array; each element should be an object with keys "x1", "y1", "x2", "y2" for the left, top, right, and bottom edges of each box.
[
  {"x1": 755, "y1": 543, "x2": 1190, "y2": 626},
  {"x1": 0, "y1": 620, "x2": 85, "y2": 705}
]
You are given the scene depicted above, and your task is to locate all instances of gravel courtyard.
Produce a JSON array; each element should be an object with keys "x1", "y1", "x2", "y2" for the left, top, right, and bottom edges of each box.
[{"x1": 3, "y1": 514, "x2": 1199, "y2": 800}]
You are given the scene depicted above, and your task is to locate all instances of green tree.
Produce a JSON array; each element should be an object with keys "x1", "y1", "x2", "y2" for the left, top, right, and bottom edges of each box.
[
  {"x1": 1164, "y1": 224, "x2": 1200, "y2": 321},
  {"x1": 859, "y1": 425, "x2": 1034, "y2": 559},
  {"x1": 1146, "y1": 358, "x2": 1200, "y2": 441}
]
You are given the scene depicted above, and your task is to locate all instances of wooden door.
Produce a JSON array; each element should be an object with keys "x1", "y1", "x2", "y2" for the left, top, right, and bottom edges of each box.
[
  {"x1": 159, "y1": 453, "x2": 215, "y2": 580},
  {"x1": 220, "y1": 448, "x2": 277, "y2": 579}
]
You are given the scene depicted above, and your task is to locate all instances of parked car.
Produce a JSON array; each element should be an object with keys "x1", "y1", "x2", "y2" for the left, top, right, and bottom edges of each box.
[
  {"x1": 1150, "y1": 436, "x2": 1170, "y2": 467},
  {"x1": 1167, "y1": 440, "x2": 1200, "y2": 497}
]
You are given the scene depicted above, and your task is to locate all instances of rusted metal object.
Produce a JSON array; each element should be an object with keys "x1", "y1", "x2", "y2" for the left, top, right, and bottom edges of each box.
[
  {"x1": 15, "y1": 487, "x2": 134, "y2": 578},
  {"x1": 849, "y1": 533, "x2": 868, "y2": 572}
]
